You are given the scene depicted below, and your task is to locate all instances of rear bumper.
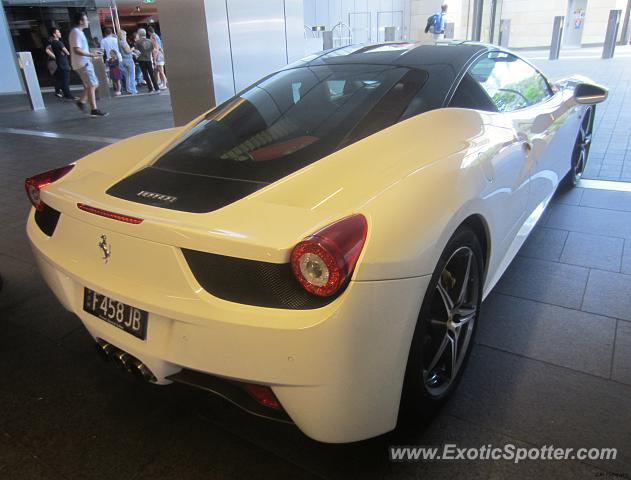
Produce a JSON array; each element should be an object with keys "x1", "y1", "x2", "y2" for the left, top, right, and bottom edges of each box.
[{"x1": 27, "y1": 211, "x2": 430, "y2": 443}]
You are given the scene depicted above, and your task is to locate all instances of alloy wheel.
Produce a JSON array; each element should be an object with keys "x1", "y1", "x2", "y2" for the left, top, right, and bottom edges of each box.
[
  {"x1": 572, "y1": 106, "x2": 594, "y2": 184},
  {"x1": 422, "y1": 246, "x2": 480, "y2": 398}
]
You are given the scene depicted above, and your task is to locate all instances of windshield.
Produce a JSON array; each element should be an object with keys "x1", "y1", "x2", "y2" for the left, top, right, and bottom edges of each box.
[{"x1": 153, "y1": 64, "x2": 428, "y2": 184}]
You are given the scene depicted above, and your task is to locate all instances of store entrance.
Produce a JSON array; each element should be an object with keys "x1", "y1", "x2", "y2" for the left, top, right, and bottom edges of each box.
[{"x1": 2, "y1": 0, "x2": 101, "y2": 89}]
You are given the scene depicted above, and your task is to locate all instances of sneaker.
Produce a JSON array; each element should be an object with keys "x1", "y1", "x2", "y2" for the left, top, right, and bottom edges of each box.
[
  {"x1": 76, "y1": 100, "x2": 86, "y2": 112},
  {"x1": 90, "y1": 109, "x2": 109, "y2": 117},
  {"x1": 114, "y1": 91, "x2": 122, "y2": 96},
  {"x1": 55, "y1": 92, "x2": 64, "y2": 98}
]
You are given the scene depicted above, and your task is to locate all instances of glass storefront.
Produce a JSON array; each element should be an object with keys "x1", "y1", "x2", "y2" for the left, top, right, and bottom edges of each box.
[{"x1": 3, "y1": 0, "x2": 101, "y2": 88}]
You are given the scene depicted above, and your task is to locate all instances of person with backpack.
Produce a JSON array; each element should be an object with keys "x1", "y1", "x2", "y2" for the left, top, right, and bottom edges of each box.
[{"x1": 424, "y1": 3, "x2": 448, "y2": 41}]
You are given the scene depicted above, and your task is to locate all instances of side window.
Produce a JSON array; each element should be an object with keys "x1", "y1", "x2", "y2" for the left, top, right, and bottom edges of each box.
[{"x1": 468, "y1": 53, "x2": 552, "y2": 112}]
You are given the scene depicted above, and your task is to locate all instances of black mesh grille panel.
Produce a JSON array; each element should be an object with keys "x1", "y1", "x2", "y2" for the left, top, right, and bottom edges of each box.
[
  {"x1": 34, "y1": 204, "x2": 61, "y2": 237},
  {"x1": 182, "y1": 249, "x2": 344, "y2": 309}
]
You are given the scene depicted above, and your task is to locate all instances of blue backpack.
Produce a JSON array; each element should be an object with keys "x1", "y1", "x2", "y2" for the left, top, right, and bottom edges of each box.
[{"x1": 425, "y1": 13, "x2": 443, "y2": 34}]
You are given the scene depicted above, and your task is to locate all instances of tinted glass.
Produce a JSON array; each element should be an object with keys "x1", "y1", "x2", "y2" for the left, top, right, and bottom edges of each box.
[
  {"x1": 469, "y1": 52, "x2": 551, "y2": 112},
  {"x1": 153, "y1": 64, "x2": 427, "y2": 184},
  {"x1": 448, "y1": 73, "x2": 498, "y2": 112}
]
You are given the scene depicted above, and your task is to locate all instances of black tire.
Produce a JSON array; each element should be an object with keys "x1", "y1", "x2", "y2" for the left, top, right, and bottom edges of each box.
[
  {"x1": 398, "y1": 226, "x2": 484, "y2": 425},
  {"x1": 562, "y1": 105, "x2": 595, "y2": 188}
]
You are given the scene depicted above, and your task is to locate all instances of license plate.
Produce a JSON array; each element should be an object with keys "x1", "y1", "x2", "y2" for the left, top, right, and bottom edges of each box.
[{"x1": 83, "y1": 288, "x2": 148, "y2": 340}]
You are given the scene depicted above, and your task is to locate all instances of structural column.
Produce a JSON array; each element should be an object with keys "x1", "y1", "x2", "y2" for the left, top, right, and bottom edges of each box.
[
  {"x1": 155, "y1": 0, "x2": 218, "y2": 126},
  {"x1": 0, "y1": 5, "x2": 23, "y2": 94},
  {"x1": 156, "y1": 0, "x2": 304, "y2": 127}
]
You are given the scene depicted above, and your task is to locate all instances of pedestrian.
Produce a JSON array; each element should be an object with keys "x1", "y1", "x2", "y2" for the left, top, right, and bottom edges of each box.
[
  {"x1": 107, "y1": 49, "x2": 122, "y2": 95},
  {"x1": 100, "y1": 27, "x2": 122, "y2": 95},
  {"x1": 426, "y1": 3, "x2": 448, "y2": 41},
  {"x1": 45, "y1": 34, "x2": 58, "y2": 84},
  {"x1": 118, "y1": 29, "x2": 137, "y2": 94},
  {"x1": 46, "y1": 28, "x2": 75, "y2": 99},
  {"x1": 147, "y1": 26, "x2": 162, "y2": 49},
  {"x1": 151, "y1": 33, "x2": 167, "y2": 90},
  {"x1": 69, "y1": 12, "x2": 108, "y2": 117},
  {"x1": 135, "y1": 28, "x2": 159, "y2": 93},
  {"x1": 128, "y1": 32, "x2": 144, "y2": 88}
]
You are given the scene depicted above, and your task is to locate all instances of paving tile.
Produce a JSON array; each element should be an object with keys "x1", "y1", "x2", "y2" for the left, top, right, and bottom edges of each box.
[
  {"x1": 518, "y1": 226, "x2": 568, "y2": 261},
  {"x1": 546, "y1": 204, "x2": 631, "y2": 239},
  {"x1": 479, "y1": 293, "x2": 615, "y2": 377},
  {"x1": 582, "y1": 269, "x2": 631, "y2": 321},
  {"x1": 596, "y1": 173, "x2": 621, "y2": 181},
  {"x1": 622, "y1": 240, "x2": 631, "y2": 275},
  {"x1": 552, "y1": 186, "x2": 584, "y2": 206},
  {"x1": 446, "y1": 346, "x2": 631, "y2": 473},
  {"x1": 560, "y1": 231, "x2": 624, "y2": 272},
  {"x1": 181, "y1": 383, "x2": 393, "y2": 480},
  {"x1": 134, "y1": 414, "x2": 320, "y2": 480},
  {"x1": 4, "y1": 291, "x2": 81, "y2": 342},
  {"x1": 0, "y1": 254, "x2": 45, "y2": 312},
  {"x1": 0, "y1": 432, "x2": 64, "y2": 480},
  {"x1": 580, "y1": 188, "x2": 631, "y2": 212},
  {"x1": 395, "y1": 414, "x2": 607, "y2": 480},
  {"x1": 612, "y1": 321, "x2": 631, "y2": 386},
  {"x1": 1, "y1": 339, "x2": 169, "y2": 480},
  {"x1": 494, "y1": 256, "x2": 589, "y2": 309}
]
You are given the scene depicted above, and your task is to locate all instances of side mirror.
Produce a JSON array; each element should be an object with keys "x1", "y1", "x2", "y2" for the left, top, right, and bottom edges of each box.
[{"x1": 574, "y1": 83, "x2": 608, "y2": 105}]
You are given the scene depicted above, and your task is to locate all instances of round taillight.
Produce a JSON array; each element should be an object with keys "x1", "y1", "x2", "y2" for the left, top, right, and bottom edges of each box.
[{"x1": 290, "y1": 214, "x2": 367, "y2": 297}]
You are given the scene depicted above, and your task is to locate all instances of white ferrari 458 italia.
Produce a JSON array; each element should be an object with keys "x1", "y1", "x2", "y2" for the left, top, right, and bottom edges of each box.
[{"x1": 25, "y1": 42, "x2": 607, "y2": 443}]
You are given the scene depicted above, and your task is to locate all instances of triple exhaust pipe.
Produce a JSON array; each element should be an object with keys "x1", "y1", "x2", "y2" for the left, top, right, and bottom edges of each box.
[{"x1": 95, "y1": 339, "x2": 156, "y2": 382}]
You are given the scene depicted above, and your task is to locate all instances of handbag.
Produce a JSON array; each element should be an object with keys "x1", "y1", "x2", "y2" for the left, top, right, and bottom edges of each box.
[{"x1": 47, "y1": 59, "x2": 57, "y2": 76}]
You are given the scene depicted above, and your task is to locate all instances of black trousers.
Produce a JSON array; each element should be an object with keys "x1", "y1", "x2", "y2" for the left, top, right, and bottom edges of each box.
[
  {"x1": 138, "y1": 61, "x2": 159, "y2": 92},
  {"x1": 54, "y1": 68, "x2": 72, "y2": 98}
]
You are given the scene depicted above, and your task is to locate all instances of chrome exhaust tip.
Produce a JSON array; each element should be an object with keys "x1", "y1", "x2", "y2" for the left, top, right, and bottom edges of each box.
[
  {"x1": 95, "y1": 340, "x2": 157, "y2": 382},
  {"x1": 95, "y1": 340, "x2": 116, "y2": 361},
  {"x1": 112, "y1": 350, "x2": 133, "y2": 371},
  {"x1": 130, "y1": 359, "x2": 157, "y2": 383}
]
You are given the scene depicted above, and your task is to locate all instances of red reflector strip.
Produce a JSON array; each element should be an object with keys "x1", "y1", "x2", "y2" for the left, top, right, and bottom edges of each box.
[
  {"x1": 243, "y1": 384, "x2": 281, "y2": 409},
  {"x1": 77, "y1": 203, "x2": 144, "y2": 224}
]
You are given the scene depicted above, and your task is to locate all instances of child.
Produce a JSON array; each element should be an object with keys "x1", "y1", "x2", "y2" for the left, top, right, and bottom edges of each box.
[{"x1": 107, "y1": 49, "x2": 122, "y2": 96}]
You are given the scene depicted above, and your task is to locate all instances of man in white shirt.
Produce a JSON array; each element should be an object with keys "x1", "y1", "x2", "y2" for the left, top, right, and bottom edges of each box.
[
  {"x1": 100, "y1": 27, "x2": 122, "y2": 95},
  {"x1": 69, "y1": 12, "x2": 108, "y2": 117},
  {"x1": 100, "y1": 27, "x2": 122, "y2": 61},
  {"x1": 430, "y1": 4, "x2": 448, "y2": 41}
]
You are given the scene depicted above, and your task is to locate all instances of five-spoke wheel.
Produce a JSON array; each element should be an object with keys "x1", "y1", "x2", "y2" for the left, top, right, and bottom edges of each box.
[
  {"x1": 423, "y1": 246, "x2": 479, "y2": 397},
  {"x1": 400, "y1": 226, "x2": 484, "y2": 423},
  {"x1": 568, "y1": 106, "x2": 595, "y2": 186}
]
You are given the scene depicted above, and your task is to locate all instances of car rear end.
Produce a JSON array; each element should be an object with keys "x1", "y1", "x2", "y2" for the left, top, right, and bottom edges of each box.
[{"x1": 24, "y1": 61, "x2": 438, "y2": 442}]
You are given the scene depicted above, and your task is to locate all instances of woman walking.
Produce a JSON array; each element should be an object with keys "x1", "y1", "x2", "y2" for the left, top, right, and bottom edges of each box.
[
  {"x1": 151, "y1": 33, "x2": 167, "y2": 90},
  {"x1": 118, "y1": 29, "x2": 137, "y2": 94}
]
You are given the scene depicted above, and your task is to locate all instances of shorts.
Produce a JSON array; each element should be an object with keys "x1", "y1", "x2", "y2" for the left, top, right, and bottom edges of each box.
[{"x1": 76, "y1": 63, "x2": 99, "y2": 88}]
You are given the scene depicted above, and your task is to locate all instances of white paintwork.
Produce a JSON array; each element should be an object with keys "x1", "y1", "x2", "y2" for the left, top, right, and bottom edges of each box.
[{"x1": 26, "y1": 53, "x2": 606, "y2": 443}]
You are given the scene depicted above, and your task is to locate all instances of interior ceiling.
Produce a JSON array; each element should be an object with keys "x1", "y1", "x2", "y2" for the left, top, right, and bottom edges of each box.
[
  {"x1": 95, "y1": 1, "x2": 157, "y2": 16},
  {"x1": 96, "y1": 0, "x2": 158, "y2": 25}
]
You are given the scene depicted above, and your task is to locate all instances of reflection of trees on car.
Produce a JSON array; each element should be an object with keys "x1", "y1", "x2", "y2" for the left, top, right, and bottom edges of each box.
[{"x1": 492, "y1": 74, "x2": 548, "y2": 112}]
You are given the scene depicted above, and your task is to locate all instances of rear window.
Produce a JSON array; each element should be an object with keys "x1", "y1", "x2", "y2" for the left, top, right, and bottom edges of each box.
[{"x1": 153, "y1": 64, "x2": 428, "y2": 184}]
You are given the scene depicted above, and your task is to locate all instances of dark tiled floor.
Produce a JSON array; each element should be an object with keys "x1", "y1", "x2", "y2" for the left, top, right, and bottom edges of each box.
[{"x1": 2, "y1": 81, "x2": 631, "y2": 479}]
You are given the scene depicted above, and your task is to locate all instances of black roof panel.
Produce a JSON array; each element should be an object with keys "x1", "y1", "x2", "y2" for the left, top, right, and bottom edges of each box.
[{"x1": 296, "y1": 41, "x2": 491, "y2": 71}]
